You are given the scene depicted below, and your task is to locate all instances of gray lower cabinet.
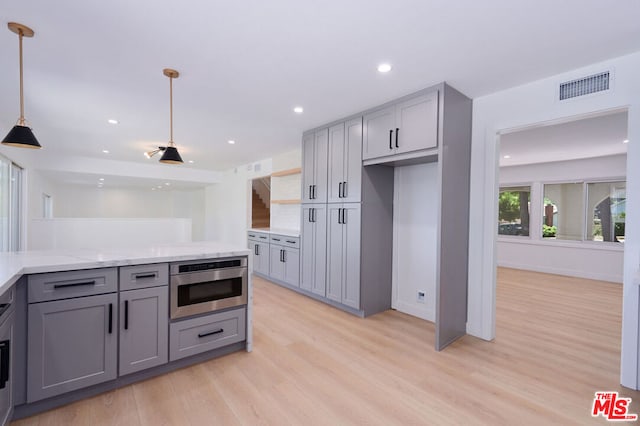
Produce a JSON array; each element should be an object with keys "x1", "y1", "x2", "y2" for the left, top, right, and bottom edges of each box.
[
  {"x1": 119, "y1": 286, "x2": 168, "y2": 376},
  {"x1": 248, "y1": 240, "x2": 270, "y2": 276},
  {"x1": 326, "y1": 204, "x2": 361, "y2": 309},
  {"x1": 27, "y1": 293, "x2": 118, "y2": 403},
  {"x1": 170, "y1": 307, "x2": 246, "y2": 361},
  {"x1": 301, "y1": 205, "x2": 327, "y2": 296},
  {"x1": 269, "y1": 244, "x2": 300, "y2": 287},
  {"x1": 0, "y1": 310, "x2": 14, "y2": 426}
]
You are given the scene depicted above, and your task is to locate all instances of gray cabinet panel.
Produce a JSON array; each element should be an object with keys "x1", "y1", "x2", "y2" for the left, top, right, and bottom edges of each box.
[
  {"x1": 28, "y1": 268, "x2": 117, "y2": 303},
  {"x1": 0, "y1": 311, "x2": 13, "y2": 426},
  {"x1": 342, "y1": 204, "x2": 361, "y2": 309},
  {"x1": 302, "y1": 129, "x2": 328, "y2": 204},
  {"x1": 27, "y1": 293, "x2": 118, "y2": 402},
  {"x1": 363, "y1": 105, "x2": 395, "y2": 160},
  {"x1": 169, "y1": 307, "x2": 246, "y2": 361},
  {"x1": 269, "y1": 245, "x2": 285, "y2": 281},
  {"x1": 328, "y1": 123, "x2": 345, "y2": 203},
  {"x1": 300, "y1": 205, "x2": 326, "y2": 295},
  {"x1": 119, "y1": 263, "x2": 169, "y2": 291},
  {"x1": 326, "y1": 204, "x2": 361, "y2": 309},
  {"x1": 395, "y1": 91, "x2": 438, "y2": 155},
  {"x1": 270, "y1": 234, "x2": 299, "y2": 249},
  {"x1": 249, "y1": 241, "x2": 270, "y2": 276},
  {"x1": 247, "y1": 231, "x2": 269, "y2": 241},
  {"x1": 283, "y1": 247, "x2": 300, "y2": 287},
  {"x1": 343, "y1": 118, "x2": 363, "y2": 203},
  {"x1": 119, "y1": 287, "x2": 168, "y2": 376}
]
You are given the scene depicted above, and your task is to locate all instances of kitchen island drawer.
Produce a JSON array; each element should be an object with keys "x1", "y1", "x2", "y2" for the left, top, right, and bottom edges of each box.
[
  {"x1": 28, "y1": 268, "x2": 117, "y2": 303},
  {"x1": 270, "y1": 234, "x2": 299, "y2": 249},
  {"x1": 119, "y1": 263, "x2": 169, "y2": 291},
  {"x1": 247, "y1": 231, "x2": 269, "y2": 242},
  {"x1": 169, "y1": 307, "x2": 246, "y2": 361}
]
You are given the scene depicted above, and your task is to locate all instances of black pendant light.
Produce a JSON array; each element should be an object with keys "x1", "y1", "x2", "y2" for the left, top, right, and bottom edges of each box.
[
  {"x1": 159, "y1": 68, "x2": 183, "y2": 164},
  {"x1": 2, "y1": 22, "x2": 41, "y2": 149}
]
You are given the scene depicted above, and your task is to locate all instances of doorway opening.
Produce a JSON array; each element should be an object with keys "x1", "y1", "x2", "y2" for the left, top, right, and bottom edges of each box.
[{"x1": 251, "y1": 177, "x2": 270, "y2": 229}]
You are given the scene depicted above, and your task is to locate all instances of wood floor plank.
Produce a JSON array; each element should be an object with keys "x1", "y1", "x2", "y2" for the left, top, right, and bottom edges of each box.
[{"x1": 12, "y1": 268, "x2": 640, "y2": 425}]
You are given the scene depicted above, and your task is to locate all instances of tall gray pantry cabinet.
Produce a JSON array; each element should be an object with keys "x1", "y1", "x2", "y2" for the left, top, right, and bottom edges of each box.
[{"x1": 300, "y1": 82, "x2": 472, "y2": 350}]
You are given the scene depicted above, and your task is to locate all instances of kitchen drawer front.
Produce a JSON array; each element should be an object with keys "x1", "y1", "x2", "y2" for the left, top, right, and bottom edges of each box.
[
  {"x1": 247, "y1": 231, "x2": 269, "y2": 242},
  {"x1": 28, "y1": 268, "x2": 118, "y2": 303},
  {"x1": 270, "y1": 234, "x2": 300, "y2": 249},
  {"x1": 119, "y1": 263, "x2": 169, "y2": 291},
  {"x1": 169, "y1": 307, "x2": 246, "y2": 361}
]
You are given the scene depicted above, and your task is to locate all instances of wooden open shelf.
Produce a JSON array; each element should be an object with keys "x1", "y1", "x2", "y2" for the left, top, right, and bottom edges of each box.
[
  {"x1": 271, "y1": 167, "x2": 301, "y2": 177},
  {"x1": 271, "y1": 199, "x2": 301, "y2": 205}
]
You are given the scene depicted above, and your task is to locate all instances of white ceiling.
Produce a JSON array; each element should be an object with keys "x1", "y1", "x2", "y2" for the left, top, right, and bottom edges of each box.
[
  {"x1": 499, "y1": 111, "x2": 628, "y2": 167},
  {"x1": 1, "y1": 0, "x2": 640, "y2": 175}
]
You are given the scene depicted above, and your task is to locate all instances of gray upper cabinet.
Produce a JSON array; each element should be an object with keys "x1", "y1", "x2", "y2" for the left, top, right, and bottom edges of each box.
[
  {"x1": 363, "y1": 91, "x2": 439, "y2": 162},
  {"x1": 27, "y1": 293, "x2": 118, "y2": 402},
  {"x1": 326, "y1": 204, "x2": 361, "y2": 309},
  {"x1": 302, "y1": 129, "x2": 328, "y2": 203},
  {"x1": 119, "y1": 286, "x2": 168, "y2": 376},
  {"x1": 328, "y1": 118, "x2": 363, "y2": 203},
  {"x1": 300, "y1": 205, "x2": 327, "y2": 296}
]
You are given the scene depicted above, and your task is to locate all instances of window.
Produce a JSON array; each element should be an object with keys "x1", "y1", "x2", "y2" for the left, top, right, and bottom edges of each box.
[
  {"x1": 542, "y1": 183, "x2": 583, "y2": 240},
  {"x1": 498, "y1": 186, "x2": 530, "y2": 236},
  {"x1": 587, "y1": 181, "x2": 626, "y2": 243},
  {"x1": 0, "y1": 154, "x2": 23, "y2": 252}
]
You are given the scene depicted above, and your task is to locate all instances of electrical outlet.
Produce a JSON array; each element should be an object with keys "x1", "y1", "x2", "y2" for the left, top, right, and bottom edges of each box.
[{"x1": 417, "y1": 291, "x2": 426, "y2": 303}]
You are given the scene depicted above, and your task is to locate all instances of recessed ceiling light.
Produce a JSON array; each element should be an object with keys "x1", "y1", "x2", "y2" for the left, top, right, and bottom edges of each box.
[
  {"x1": 107, "y1": 119, "x2": 119, "y2": 125},
  {"x1": 623, "y1": 139, "x2": 629, "y2": 144},
  {"x1": 188, "y1": 160, "x2": 194, "y2": 164},
  {"x1": 293, "y1": 106, "x2": 304, "y2": 114},
  {"x1": 503, "y1": 155, "x2": 511, "y2": 159},
  {"x1": 102, "y1": 150, "x2": 109, "y2": 154},
  {"x1": 165, "y1": 182, "x2": 170, "y2": 186},
  {"x1": 157, "y1": 185, "x2": 163, "y2": 189},
  {"x1": 99, "y1": 178, "x2": 104, "y2": 181},
  {"x1": 152, "y1": 188, "x2": 156, "y2": 191},
  {"x1": 228, "y1": 140, "x2": 236, "y2": 145},
  {"x1": 377, "y1": 63, "x2": 392, "y2": 73}
]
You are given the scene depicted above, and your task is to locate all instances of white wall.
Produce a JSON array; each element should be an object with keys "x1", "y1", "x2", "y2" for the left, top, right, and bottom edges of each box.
[
  {"x1": 392, "y1": 163, "x2": 438, "y2": 322},
  {"x1": 205, "y1": 158, "x2": 272, "y2": 246},
  {"x1": 469, "y1": 51, "x2": 640, "y2": 388},
  {"x1": 498, "y1": 154, "x2": 625, "y2": 283}
]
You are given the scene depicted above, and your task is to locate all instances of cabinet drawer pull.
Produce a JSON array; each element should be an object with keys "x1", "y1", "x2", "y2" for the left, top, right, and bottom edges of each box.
[
  {"x1": 0, "y1": 340, "x2": 9, "y2": 390},
  {"x1": 286, "y1": 240, "x2": 296, "y2": 244},
  {"x1": 124, "y1": 300, "x2": 129, "y2": 330},
  {"x1": 134, "y1": 273, "x2": 156, "y2": 279},
  {"x1": 198, "y1": 329, "x2": 224, "y2": 338},
  {"x1": 53, "y1": 280, "x2": 96, "y2": 289},
  {"x1": 259, "y1": 236, "x2": 267, "y2": 239},
  {"x1": 395, "y1": 127, "x2": 399, "y2": 148},
  {"x1": 389, "y1": 129, "x2": 393, "y2": 149},
  {"x1": 272, "y1": 238, "x2": 281, "y2": 241}
]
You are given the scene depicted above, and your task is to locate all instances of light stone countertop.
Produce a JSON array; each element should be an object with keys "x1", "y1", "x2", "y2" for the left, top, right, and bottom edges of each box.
[{"x1": 0, "y1": 241, "x2": 251, "y2": 296}]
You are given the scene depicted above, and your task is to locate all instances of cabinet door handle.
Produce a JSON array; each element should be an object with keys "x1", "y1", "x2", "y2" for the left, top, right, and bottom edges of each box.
[
  {"x1": 308, "y1": 209, "x2": 312, "y2": 222},
  {"x1": 198, "y1": 329, "x2": 224, "y2": 338},
  {"x1": 254, "y1": 245, "x2": 258, "y2": 255},
  {"x1": 134, "y1": 273, "x2": 156, "y2": 280},
  {"x1": 338, "y1": 208, "x2": 342, "y2": 224},
  {"x1": 309, "y1": 185, "x2": 312, "y2": 200},
  {"x1": 53, "y1": 280, "x2": 96, "y2": 289},
  {"x1": 389, "y1": 129, "x2": 393, "y2": 150},
  {"x1": 108, "y1": 303, "x2": 113, "y2": 334},
  {"x1": 312, "y1": 208, "x2": 316, "y2": 223},
  {"x1": 0, "y1": 340, "x2": 9, "y2": 390},
  {"x1": 342, "y1": 208, "x2": 347, "y2": 224},
  {"x1": 343, "y1": 181, "x2": 347, "y2": 198},
  {"x1": 313, "y1": 185, "x2": 317, "y2": 199},
  {"x1": 124, "y1": 300, "x2": 129, "y2": 330},
  {"x1": 338, "y1": 182, "x2": 342, "y2": 198},
  {"x1": 395, "y1": 128, "x2": 399, "y2": 148}
]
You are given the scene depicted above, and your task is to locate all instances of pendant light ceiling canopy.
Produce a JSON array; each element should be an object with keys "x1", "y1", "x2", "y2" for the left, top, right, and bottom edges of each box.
[
  {"x1": 158, "y1": 68, "x2": 183, "y2": 165},
  {"x1": 2, "y1": 22, "x2": 41, "y2": 149}
]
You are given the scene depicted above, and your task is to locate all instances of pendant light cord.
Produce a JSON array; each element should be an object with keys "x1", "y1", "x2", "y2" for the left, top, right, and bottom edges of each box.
[
  {"x1": 169, "y1": 75, "x2": 174, "y2": 146},
  {"x1": 18, "y1": 29, "x2": 25, "y2": 125}
]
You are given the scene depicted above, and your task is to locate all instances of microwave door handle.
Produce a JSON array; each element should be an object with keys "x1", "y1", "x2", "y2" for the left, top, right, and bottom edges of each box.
[{"x1": 0, "y1": 340, "x2": 9, "y2": 389}]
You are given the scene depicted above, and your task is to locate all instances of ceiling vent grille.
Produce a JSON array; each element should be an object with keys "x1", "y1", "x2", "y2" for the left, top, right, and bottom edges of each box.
[{"x1": 559, "y1": 71, "x2": 609, "y2": 100}]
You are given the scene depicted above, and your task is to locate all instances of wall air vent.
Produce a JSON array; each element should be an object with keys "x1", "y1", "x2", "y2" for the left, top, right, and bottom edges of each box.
[{"x1": 559, "y1": 71, "x2": 609, "y2": 100}]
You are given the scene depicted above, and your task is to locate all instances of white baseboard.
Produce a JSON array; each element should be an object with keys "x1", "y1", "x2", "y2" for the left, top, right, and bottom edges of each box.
[
  {"x1": 393, "y1": 301, "x2": 435, "y2": 322},
  {"x1": 497, "y1": 260, "x2": 622, "y2": 283}
]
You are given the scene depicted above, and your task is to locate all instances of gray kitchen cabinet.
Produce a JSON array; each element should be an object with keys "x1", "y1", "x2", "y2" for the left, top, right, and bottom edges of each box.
[
  {"x1": 27, "y1": 293, "x2": 118, "y2": 402},
  {"x1": 328, "y1": 118, "x2": 363, "y2": 203},
  {"x1": 248, "y1": 240, "x2": 270, "y2": 276},
  {"x1": 300, "y1": 205, "x2": 327, "y2": 296},
  {"x1": 0, "y1": 308, "x2": 14, "y2": 426},
  {"x1": 119, "y1": 286, "x2": 168, "y2": 376},
  {"x1": 363, "y1": 91, "x2": 438, "y2": 162},
  {"x1": 326, "y1": 204, "x2": 361, "y2": 309},
  {"x1": 119, "y1": 263, "x2": 169, "y2": 291},
  {"x1": 301, "y1": 128, "x2": 328, "y2": 203},
  {"x1": 269, "y1": 244, "x2": 300, "y2": 287}
]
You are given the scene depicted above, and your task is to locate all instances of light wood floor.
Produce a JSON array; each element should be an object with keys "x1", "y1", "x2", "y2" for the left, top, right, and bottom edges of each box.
[{"x1": 13, "y1": 268, "x2": 640, "y2": 425}]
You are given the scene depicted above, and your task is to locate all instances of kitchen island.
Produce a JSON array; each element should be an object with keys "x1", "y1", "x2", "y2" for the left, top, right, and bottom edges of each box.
[{"x1": 0, "y1": 241, "x2": 252, "y2": 423}]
